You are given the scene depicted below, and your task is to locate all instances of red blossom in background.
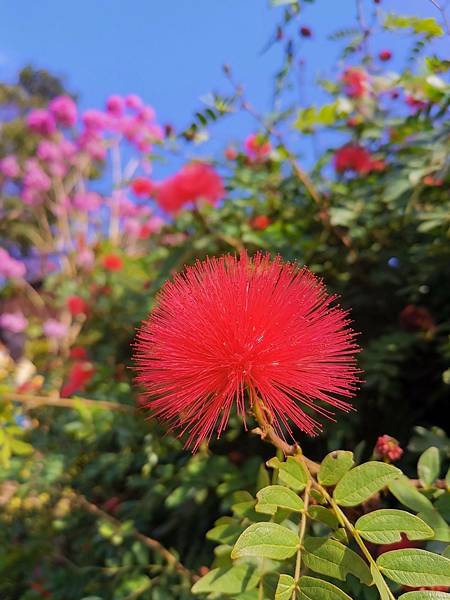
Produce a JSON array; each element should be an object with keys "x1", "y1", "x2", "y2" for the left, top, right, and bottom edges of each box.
[
  {"x1": 102, "y1": 254, "x2": 124, "y2": 272},
  {"x1": 375, "y1": 434, "x2": 403, "y2": 462},
  {"x1": 225, "y1": 146, "x2": 238, "y2": 160},
  {"x1": 299, "y1": 26, "x2": 312, "y2": 38},
  {"x1": 250, "y1": 215, "x2": 271, "y2": 230},
  {"x1": 134, "y1": 252, "x2": 359, "y2": 449},
  {"x1": 334, "y1": 144, "x2": 385, "y2": 174},
  {"x1": 67, "y1": 295, "x2": 88, "y2": 316},
  {"x1": 244, "y1": 134, "x2": 272, "y2": 161},
  {"x1": 131, "y1": 176, "x2": 154, "y2": 197},
  {"x1": 378, "y1": 49, "x2": 392, "y2": 61},
  {"x1": 69, "y1": 346, "x2": 88, "y2": 360},
  {"x1": 154, "y1": 162, "x2": 224, "y2": 214},
  {"x1": 61, "y1": 361, "x2": 95, "y2": 397},
  {"x1": 400, "y1": 304, "x2": 436, "y2": 333},
  {"x1": 342, "y1": 67, "x2": 369, "y2": 98}
]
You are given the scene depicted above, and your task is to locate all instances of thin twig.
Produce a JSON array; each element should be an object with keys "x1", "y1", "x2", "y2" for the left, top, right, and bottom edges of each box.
[
  {"x1": 73, "y1": 492, "x2": 194, "y2": 581},
  {"x1": 292, "y1": 479, "x2": 311, "y2": 600},
  {"x1": 3, "y1": 392, "x2": 135, "y2": 414}
]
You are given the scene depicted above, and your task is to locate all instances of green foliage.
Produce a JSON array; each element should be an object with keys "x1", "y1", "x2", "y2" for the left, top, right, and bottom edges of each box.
[
  {"x1": 333, "y1": 462, "x2": 402, "y2": 507},
  {"x1": 377, "y1": 549, "x2": 450, "y2": 587}
]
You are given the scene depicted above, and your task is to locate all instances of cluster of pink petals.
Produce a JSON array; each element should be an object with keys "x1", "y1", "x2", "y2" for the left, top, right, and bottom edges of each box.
[
  {"x1": 0, "y1": 248, "x2": 26, "y2": 279},
  {"x1": 0, "y1": 311, "x2": 28, "y2": 333},
  {"x1": 244, "y1": 133, "x2": 272, "y2": 161},
  {"x1": 21, "y1": 159, "x2": 52, "y2": 205},
  {"x1": 375, "y1": 435, "x2": 403, "y2": 462},
  {"x1": 49, "y1": 96, "x2": 77, "y2": 127},
  {"x1": 0, "y1": 155, "x2": 20, "y2": 178},
  {"x1": 72, "y1": 191, "x2": 103, "y2": 212},
  {"x1": 27, "y1": 109, "x2": 56, "y2": 136},
  {"x1": 152, "y1": 162, "x2": 224, "y2": 214},
  {"x1": 342, "y1": 67, "x2": 369, "y2": 98},
  {"x1": 43, "y1": 318, "x2": 68, "y2": 339}
]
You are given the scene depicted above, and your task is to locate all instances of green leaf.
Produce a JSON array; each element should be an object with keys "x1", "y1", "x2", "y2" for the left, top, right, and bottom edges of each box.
[
  {"x1": 399, "y1": 593, "x2": 450, "y2": 600},
  {"x1": 377, "y1": 549, "x2": 450, "y2": 587},
  {"x1": 267, "y1": 457, "x2": 308, "y2": 492},
  {"x1": 355, "y1": 509, "x2": 434, "y2": 544},
  {"x1": 256, "y1": 485, "x2": 304, "y2": 515},
  {"x1": 418, "y1": 509, "x2": 450, "y2": 542},
  {"x1": 231, "y1": 522, "x2": 299, "y2": 561},
  {"x1": 334, "y1": 462, "x2": 401, "y2": 507},
  {"x1": 384, "y1": 13, "x2": 444, "y2": 37},
  {"x1": 388, "y1": 477, "x2": 434, "y2": 513},
  {"x1": 308, "y1": 506, "x2": 339, "y2": 530},
  {"x1": 191, "y1": 564, "x2": 259, "y2": 595},
  {"x1": 303, "y1": 537, "x2": 372, "y2": 585},
  {"x1": 298, "y1": 576, "x2": 353, "y2": 600},
  {"x1": 418, "y1": 447, "x2": 441, "y2": 487},
  {"x1": 318, "y1": 451, "x2": 354, "y2": 486},
  {"x1": 275, "y1": 574, "x2": 296, "y2": 600},
  {"x1": 9, "y1": 438, "x2": 33, "y2": 456},
  {"x1": 207, "y1": 519, "x2": 244, "y2": 545}
]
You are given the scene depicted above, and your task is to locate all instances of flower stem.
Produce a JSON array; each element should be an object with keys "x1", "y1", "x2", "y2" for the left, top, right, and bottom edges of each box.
[{"x1": 292, "y1": 479, "x2": 311, "y2": 599}]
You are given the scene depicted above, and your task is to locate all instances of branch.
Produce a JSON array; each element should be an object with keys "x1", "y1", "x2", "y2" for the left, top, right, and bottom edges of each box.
[
  {"x1": 73, "y1": 492, "x2": 195, "y2": 581},
  {"x1": 4, "y1": 392, "x2": 135, "y2": 414}
]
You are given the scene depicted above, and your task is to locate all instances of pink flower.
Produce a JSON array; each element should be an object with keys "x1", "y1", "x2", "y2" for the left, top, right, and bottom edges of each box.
[
  {"x1": 77, "y1": 131, "x2": 106, "y2": 161},
  {"x1": 405, "y1": 95, "x2": 427, "y2": 112},
  {"x1": 49, "y1": 95, "x2": 77, "y2": 127},
  {"x1": 0, "y1": 312, "x2": 28, "y2": 333},
  {"x1": 125, "y1": 94, "x2": 144, "y2": 110},
  {"x1": 0, "y1": 249, "x2": 26, "y2": 279},
  {"x1": 375, "y1": 435, "x2": 403, "y2": 462},
  {"x1": 244, "y1": 134, "x2": 272, "y2": 161},
  {"x1": 37, "y1": 140, "x2": 61, "y2": 162},
  {"x1": 136, "y1": 106, "x2": 156, "y2": 122},
  {"x1": 82, "y1": 109, "x2": 108, "y2": 131},
  {"x1": 26, "y1": 109, "x2": 56, "y2": 136},
  {"x1": 43, "y1": 319, "x2": 68, "y2": 339},
  {"x1": 0, "y1": 155, "x2": 20, "y2": 178},
  {"x1": 24, "y1": 159, "x2": 52, "y2": 191},
  {"x1": 72, "y1": 191, "x2": 102, "y2": 212},
  {"x1": 106, "y1": 95, "x2": 125, "y2": 116},
  {"x1": 77, "y1": 248, "x2": 95, "y2": 269},
  {"x1": 342, "y1": 68, "x2": 369, "y2": 98}
]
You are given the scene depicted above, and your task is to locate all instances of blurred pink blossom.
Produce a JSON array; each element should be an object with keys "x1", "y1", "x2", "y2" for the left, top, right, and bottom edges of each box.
[
  {"x1": 0, "y1": 248, "x2": 26, "y2": 279},
  {"x1": 0, "y1": 312, "x2": 28, "y2": 333},
  {"x1": 0, "y1": 155, "x2": 20, "y2": 178},
  {"x1": 125, "y1": 94, "x2": 144, "y2": 110},
  {"x1": 82, "y1": 109, "x2": 108, "y2": 131},
  {"x1": 27, "y1": 109, "x2": 56, "y2": 136},
  {"x1": 49, "y1": 95, "x2": 77, "y2": 127},
  {"x1": 43, "y1": 318, "x2": 68, "y2": 339},
  {"x1": 72, "y1": 191, "x2": 103, "y2": 212}
]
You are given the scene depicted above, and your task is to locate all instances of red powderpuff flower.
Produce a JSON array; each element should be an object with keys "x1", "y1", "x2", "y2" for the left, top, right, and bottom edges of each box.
[
  {"x1": 342, "y1": 68, "x2": 369, "y2": 98},
  {"x1": 102, "y1": 254, "x2": 123, "y2": 272},
  {"x1": 131, "y1": 176, "x2": 154, "y2": 197},
  {"x1": 134, "y1": 252, "x2": 359, "y2": 450},
  {"x1": 67, "y1": 295, "x2": 88, "y2": 316},
  {"x1": 61, "y1": 361, "x2": 95, "y2": 397},
  {"x1": 155, "y1": 162, "x2": 224, "y2": 214},
  {"x1": 375, "y1": 435, "x2": 403, "y2": 462}
]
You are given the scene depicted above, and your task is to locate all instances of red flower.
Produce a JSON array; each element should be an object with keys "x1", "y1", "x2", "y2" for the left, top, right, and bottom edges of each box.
[
  {"x1": 225, "y1": 146, "x2": 238, "y2": 161},
  {"x1": 244, "y1": 134, "x2": 272, "y2": 161},
  {"x1": 300, "y1": 26, "x2": 312, "y2": 38},
  {"x1": 67, "y1": 295, "x2": 88, "y2": 316},
  {"x1": 400, "y1": 305, "x2": 436, "y2": 333},
  {"x1": 102, "y1": 254, "x2": 123, "y2": 272},
  {"x1": 379, "y1": 49, "x2": 392, "y2": 61},
  {"x1": 70, "y1": 346, "x2": 88, "y2": 360},
  {"x1": 405, "y1": 95, "x2": 427, "y2": 112},
  {"x1": 155, "y1": 162, "x2": 224, "y2": 214},
  {"x1": 423, "y1": 175, "x2": 444, "y2": 187},
  {"x1": 342, "y1": 68, "x2": 369, "y2": 98},
  {"x1": 334, "y1": 144, "x2": 385, "y2": 174},
  {"x1": 131, "y1": 177, "x2": 154, "y2": 197},
  {"x1": 375, "y1": 435, "x2": 403, "y2": 462},
  {"x1": 251, "y1": 215, "x2": 271, "y2": 230},
  {"x1": 134, "y1": 252, "x2": 359, "y2": 449},
  {"x1": 61, "y1": 361, "x2": 95, "y2": 397}
]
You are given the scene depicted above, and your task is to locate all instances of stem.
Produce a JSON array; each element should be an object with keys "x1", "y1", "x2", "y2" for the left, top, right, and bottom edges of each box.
[
  {"x1": 74, "y1": 492, "x2": 194, "y2": 581},
  {"x1": 292, "y1": 479, "x2": 311, "y2": 600},
  {"x1": 4, "y1": 392, "x2": 135, "y2": 414},
  {"x1": 252, "y1": 405, "x2": 395, "y2": 600}
]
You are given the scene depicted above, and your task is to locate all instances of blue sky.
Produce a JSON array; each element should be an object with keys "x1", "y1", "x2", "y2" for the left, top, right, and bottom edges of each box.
[{"x1": 0, "y1": 0, "x2": 447, "y2": 161}]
